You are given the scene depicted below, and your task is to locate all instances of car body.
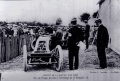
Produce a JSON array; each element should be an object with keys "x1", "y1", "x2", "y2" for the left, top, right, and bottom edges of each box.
[{"x1": 23, "y1": 35, "x2": 63, "y2": 72}]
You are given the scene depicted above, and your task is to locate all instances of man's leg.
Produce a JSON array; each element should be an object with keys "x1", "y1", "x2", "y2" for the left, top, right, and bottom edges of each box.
[
  {"x1": 86, "y1": 37, "x2": 89, "y2": 49},
  {"x1": 100, "y1": 47, "x2": 107, "y2": 68},
  {"x1": 97, "y1": 46, "x2": 107, "y2": 68},
  {"x1": 97, "y1": 46, "x2": 102, "y2": 67},
  {"x1": 74, "y1": 46, "x2": 79, "y2": 69},
  {"x1": 68, "y1": 49, "x2": 73, "y2": 70}
]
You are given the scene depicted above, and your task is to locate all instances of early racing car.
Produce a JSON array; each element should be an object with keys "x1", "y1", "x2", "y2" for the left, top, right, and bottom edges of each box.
[{"x1": 23, "y1": 34, "x2": 63, "y2": 72}]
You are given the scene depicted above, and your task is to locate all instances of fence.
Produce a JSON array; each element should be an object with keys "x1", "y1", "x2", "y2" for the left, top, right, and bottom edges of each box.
[{"x1": 0, "y1": 34, "x2": 31, "y2": 63}]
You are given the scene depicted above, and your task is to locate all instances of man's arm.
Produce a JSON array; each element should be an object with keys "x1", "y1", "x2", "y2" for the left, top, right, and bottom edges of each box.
[
  {"x1": 76, "y1": 28, "x2": 84, "y2": 44},
  {"x1": 104, "y1": 27, "x2": 109, "y2": 47}
]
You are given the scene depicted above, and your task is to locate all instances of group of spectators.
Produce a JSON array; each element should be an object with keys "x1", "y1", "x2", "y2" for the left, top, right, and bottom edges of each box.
[
  {"x1": 0, "y1": 22, "x2": 97, "y2": 42},
  {"x1": 0, "y1": 23, "x2": 53, "y2": 38}
]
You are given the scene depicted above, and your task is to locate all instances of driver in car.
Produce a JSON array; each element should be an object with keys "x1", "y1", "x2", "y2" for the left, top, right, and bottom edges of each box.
[{"x1": 44, "y1": 26, "x2": 63, "y2": 51}]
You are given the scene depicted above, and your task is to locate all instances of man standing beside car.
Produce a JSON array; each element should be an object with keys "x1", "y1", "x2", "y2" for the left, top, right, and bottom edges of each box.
[
  {"x1": 95, "y1": 19, "x2": 109, "y2": 69},
  {"x1": 64, "y1": 18, "x2": 84, "y2": 70}
]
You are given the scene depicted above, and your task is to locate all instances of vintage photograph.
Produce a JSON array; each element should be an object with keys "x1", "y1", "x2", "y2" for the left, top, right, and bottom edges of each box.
[{"x1": 0, "y1": 0, "x2": 120, "y2": 81}]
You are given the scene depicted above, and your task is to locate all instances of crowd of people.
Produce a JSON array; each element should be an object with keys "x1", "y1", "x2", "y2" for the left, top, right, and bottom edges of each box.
[
  {"x1": 0, "y1": 17, "x2": 109, "y2": 70},
  {"x1": 0, "y1": 23, "x2": 55, "y2": 38}
]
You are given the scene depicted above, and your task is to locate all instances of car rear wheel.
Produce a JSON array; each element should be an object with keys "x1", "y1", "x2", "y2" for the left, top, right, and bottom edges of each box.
[
  {"x1": 31, "y1": 38, "x2": 36, "y2": 50},
  {"x1": 54, "y1": 45, "x2": 63, "y2": 72}
]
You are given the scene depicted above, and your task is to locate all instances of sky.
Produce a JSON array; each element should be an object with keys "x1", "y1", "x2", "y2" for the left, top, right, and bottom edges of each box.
[{"x1": 0, "y1": 0, "x2": 99, "y2": 25}]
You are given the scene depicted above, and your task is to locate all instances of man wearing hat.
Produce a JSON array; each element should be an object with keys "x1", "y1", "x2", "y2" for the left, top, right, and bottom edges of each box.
[
  {"x1": 5, "y1": 24, "x2": 14, "y2": 37},
  {"x1": 95, "y1": 19, "x2": 109, "y2": 69},
  {"x1": 64, "y1": 18, "x2": 84, "y2": 70}
]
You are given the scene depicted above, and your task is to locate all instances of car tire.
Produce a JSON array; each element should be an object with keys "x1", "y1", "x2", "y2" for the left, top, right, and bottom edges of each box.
[{"x1": 54, "y1": 45, "x2": 63, "y2": 72}]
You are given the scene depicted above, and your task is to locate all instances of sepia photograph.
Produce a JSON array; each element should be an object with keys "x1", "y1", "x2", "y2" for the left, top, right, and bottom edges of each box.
[{"x1": 0, "y1": 0, "x2": 120, "y2": 81}]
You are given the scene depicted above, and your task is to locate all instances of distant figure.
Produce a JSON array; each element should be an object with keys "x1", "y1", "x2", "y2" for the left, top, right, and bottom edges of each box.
[
  {"x1": 35, "y1": 26, "x2": 40, "y2": 34},
  {"x1": 84, "y1": 20, "x2": 90, "y2": 50},
  {"x1": 5, "y1": 25, "x2": 14, "y2": 37},
  {"x1": 95, "y1": 19, "x2": 109, "y2": 69},
  {"x1": 17, "y1": 26, "x2": 24, "y2": 36},
  {"x1": 23, "y1": 27, "x2": 29, "y2": 34},
  {"x1": 64, "y1": 18, "x2": 84, "y2": 70},
  {"x1": 13, "y1": 25, "x2": 18, "y2": 36},
  {"x1": 30, "y1": 28, "x2": 34, "y2": 35},
  {"x1": 0, "y1": 26, "x2": 3, "y2": 39}
]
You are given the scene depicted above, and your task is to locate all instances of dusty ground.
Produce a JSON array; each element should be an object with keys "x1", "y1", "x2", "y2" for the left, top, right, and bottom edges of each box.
[{"x1": 0, "y1": 46, "x2": 120, "y2": 72}]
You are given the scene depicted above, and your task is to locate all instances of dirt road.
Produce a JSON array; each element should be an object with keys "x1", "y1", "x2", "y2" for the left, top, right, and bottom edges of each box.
[{"x1": 0, "y1": 47, "x2": 120, "y2": 72}]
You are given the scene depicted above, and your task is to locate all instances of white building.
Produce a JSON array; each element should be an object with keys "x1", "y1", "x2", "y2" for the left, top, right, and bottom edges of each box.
[{"x1": 98, "y1": 0, "x2": 120, "y2": 54}]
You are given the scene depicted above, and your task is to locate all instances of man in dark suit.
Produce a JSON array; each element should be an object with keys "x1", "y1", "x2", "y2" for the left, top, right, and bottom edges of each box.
[
  {"x1": 64, "y1": 18, "x2": 84, "y2": 70},
  {"x1": 95, "y1": 19, "x2": 109, "y2": 69}
]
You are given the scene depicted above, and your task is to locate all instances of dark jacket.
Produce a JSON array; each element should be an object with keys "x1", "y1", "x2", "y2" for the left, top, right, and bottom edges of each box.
[
  {"x1": 5, "y1": 28, "x2": 14, "y2": 36},
  {"x1": 97, "y1": 25, "x2": 109, "y2": 47},
  {"x1": 65, "y1": 25, "x2": 84, "y2": 47}
]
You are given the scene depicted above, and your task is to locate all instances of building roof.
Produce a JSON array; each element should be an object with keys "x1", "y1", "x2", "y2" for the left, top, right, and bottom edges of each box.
[{"x1": 97, "y1": 0, "x2": 106, "y2": 5}]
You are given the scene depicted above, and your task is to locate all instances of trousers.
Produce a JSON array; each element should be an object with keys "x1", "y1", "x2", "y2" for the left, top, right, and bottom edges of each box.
[
  {"x1": 97, "y1": 45, "x2": 107, "y2": 68},
  {"x1": 68, "y1": 46, "x2": 79, "y2": 70}
]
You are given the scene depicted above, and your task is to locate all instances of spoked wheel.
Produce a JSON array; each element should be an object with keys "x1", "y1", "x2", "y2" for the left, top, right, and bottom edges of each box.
[
  {"x1": 31, "y1": 38, "x2": 36, "y2": 50},
  {"x1": 23, "y1": 45, "x2": 28, "y2": 72},
  {"x1": 54, "y1": 45, "x2": 63, "y2": 72}
]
